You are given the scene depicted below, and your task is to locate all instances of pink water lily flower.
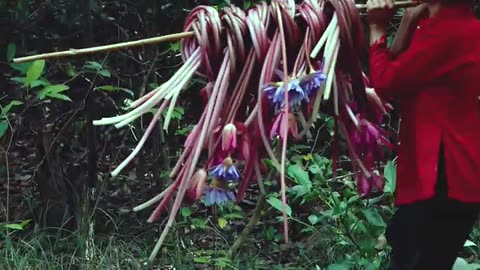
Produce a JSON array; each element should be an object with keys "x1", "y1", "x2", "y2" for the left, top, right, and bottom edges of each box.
[
  {"x1": 269, "y1": 111, "x2": 299, "y2": 140},
  {"x1": 187, "y1": 169, "x2": 208, "y2": 201}
]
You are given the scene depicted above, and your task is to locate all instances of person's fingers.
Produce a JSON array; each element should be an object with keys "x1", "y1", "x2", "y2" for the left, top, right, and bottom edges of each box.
[
  {"x1": 386, "y1": 0, "x2": 394, "y2": 10},
  {"x1": 366, "y1": 0, "x2": 374, "y2": 11}
]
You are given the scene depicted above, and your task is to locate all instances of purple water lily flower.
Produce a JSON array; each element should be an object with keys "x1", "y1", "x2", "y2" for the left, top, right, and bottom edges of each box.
[
  {"x1": 210, "y1": 157, "x2": 241, "y2": 181},
  {"x1": 300, "y1": 71, "x2": 327, "y2": 97},
  {"x1": 204, "y1": 179, "x2": 236, "y2": 206},
  {"x1": 263, "y1": 78, "x2": 309, "y2": 111}
]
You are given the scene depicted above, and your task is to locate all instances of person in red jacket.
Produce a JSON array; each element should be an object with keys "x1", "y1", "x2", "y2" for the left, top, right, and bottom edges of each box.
[{"x1": 366, "y1": 0, "x2": 480, "y2": 269}]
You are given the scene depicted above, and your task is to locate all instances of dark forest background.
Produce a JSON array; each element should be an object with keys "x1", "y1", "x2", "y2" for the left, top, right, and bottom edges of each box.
[{"x1": 1, "y1": 1, "x2": 480, "y2": 269}]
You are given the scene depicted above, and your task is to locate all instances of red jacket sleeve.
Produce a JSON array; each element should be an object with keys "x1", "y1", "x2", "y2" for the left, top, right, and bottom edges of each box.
[{"x1": 369, "y1": 31, "x2": 473, "y2": 98}]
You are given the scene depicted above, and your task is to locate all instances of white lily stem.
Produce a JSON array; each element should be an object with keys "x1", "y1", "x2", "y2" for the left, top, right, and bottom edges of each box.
[
  {"x1": 323, "y1": 40, "x2": 339, "y2": 100},
  {"x1": 346, "y1": 104, "x2": 360, "y2": 128},
  {"x1": 93, "y1": 49, "x2": 200, "y2": 126},
  {"x1": 244, "y1": 103, "x2": 258, "y2": 127},
  {"x1": 310, "y1": 13, "x2": 337, "y2": 59},
  {"x1": 323, "y1": 25, "x2": 339, "y2": 72},
  {"x1": 163, "y1": 59, "x2": 201, "y2": 130},
  {"x1": 132, "y1": 184, "x2": 174, "y2": 212},
  {"x1": 111, "y1": 101, "x2": 167, "y2": 177}
]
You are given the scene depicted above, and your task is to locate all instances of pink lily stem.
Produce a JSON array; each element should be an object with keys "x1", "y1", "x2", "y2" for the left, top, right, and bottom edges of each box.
[
  {"x1": 147, "y1": 168, "x2": 185, "y2": 222},
  {"x1": 169, "y1": 146, "x2": 190, "y2": 179},
  {"x1": 346, "y1": 103, "x2": 360, "y2": 128},
  {"x1": 304, "y1": 27, "x2": 315, "y2": 72},
  {"x1": 257, "y1": 32, "x2": 281, "y2": 172},
  {"x1": 276, "y1": 4, "x2": 290, "y2": 244},
  {"x1": 170, "y1": 111, "x2": 208, "y2": 178},
  {"x1": 206, "y1": 58, "x2": 231, "y2": 155},
  {"x1": 296, "y1": 111, "x2": 313, "y2": 139},
  {"x1": 110, "y1": 100, "x2": 169, "y2": 177},
  {"x1": 292, "y1": 42, "x2": 305, "y2": 76},
  {"x1": 149, "y1": 55, "x2": 232, "y2": 262},
  {"x1": 333, "y1": 73, "x2": 339, "y2": 116},
  {"x1": 225, "y1": 50, "x2": 256, "y2": 123},
  {"x1": 339, "y1": 122, "x2": 372, "y2": 177}
]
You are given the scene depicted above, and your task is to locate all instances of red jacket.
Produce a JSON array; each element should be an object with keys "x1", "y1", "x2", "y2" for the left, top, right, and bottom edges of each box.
[{"x1": 369, "y1": 4, "x2": 480, "y2": 205}]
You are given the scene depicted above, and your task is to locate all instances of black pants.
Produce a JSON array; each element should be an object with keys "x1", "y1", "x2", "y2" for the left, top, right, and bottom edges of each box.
[{"x1": 386, "y1": 145, "x2": 480, "y2": 270}]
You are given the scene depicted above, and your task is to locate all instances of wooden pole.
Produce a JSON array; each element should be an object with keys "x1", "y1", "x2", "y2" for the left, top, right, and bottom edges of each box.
[
  {"x1": 12, "y1": 31, "x2": 195, "y2": 63},
  {"x1": 12, "y1": 1, "x2": 415, "y2": 63}
]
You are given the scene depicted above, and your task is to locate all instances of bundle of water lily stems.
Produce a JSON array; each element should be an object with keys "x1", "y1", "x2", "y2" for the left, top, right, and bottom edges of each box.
[{"x1": 15, "y1": 0, "x2": 414, "y2": 262}]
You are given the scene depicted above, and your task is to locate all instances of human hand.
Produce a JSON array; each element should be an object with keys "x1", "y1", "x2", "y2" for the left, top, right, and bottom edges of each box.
[
  {"x1": 366, "y1": 0, "x2": 395, "y2": 29},
  {"x1": 390, "y1": 3, "x2": 428, "y2": 56}
]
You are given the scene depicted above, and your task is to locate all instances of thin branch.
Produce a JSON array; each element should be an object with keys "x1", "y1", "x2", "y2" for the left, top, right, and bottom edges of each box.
[{"x1": 13, "y1": 31, "x2": 195, "y2": 63}]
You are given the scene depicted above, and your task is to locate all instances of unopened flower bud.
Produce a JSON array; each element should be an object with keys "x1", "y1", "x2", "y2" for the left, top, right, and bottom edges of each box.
[
  {"x1": 222, "y1": 123, "x2": 237, "y2": 152},
  {"x1": 188, "y1": 169, "x2": 207, "y2": 200}
]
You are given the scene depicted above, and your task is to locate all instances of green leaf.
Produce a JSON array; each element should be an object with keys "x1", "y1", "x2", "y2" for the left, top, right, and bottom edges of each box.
[
  {"x1": 10, "y1": 63, "x2": 30, "y2": 73},
  {"x1": 222, "y1": 213, "x2": 244, "y2": 220},
  {"x1": 191, "y1": 218, "x2": 208, "y2": 229},
  {"x1": 181, "y1": 207, "x2": 191, "y2": 217},
  {"x1": 384, "y1": 161, "x2": 397, "y2": 193},
  {"x1": 64, "y1": 63, "x2": 76, "y2": 77},
  {"x1": 169, "y1": 42, "x2": 180, "y2": 53},
  {"x1": 97, "y1": 69, "x2": 111, "y2": 78},
  {"x1": 97, "y1": 85, "x2": 115, "y2": 91},
  {"x1": 84, "y1": 61, "x2": 103, "y2": 71},
  {"x1": 47, "y1": 93, "x2": 72, "y2": 102},
  {"x1": 1, "y1": 100, "x2": 23, "y2": 116},
  {"x1": 464, "y1": 240, "x2": 477, "y2": 247},
  {"x1": 2, "y1": 219, "x2": 30, "y2": 230},
  {"x1": 327, "y1": 263, "x2": 352, "y2": 270},
  {"x1": 96, "y1": 85, "x2": 134, "y2": 96},
  {"x1": 289, "y1": 185, "x2": 308, "y2": 199},
  {"x1": 37, "y1": 84, "x2": 69, "y2": 100},
  {"x1": 3, "y1": 224, "x2": 23, "y2": 230},
  {"x1": 308, "y1": 215, "x2": 319, "y2": 225},
  {"x1": 361, "y1": 208, "x2": 386, "y2": 228},
  {"x1": 30, "y1": 79, "x2": 50, "y2": 88},
  {"x1": 7, "y1": 43, "x2": 16, "y2": 62},
  {"x1": 18, "y1": 219, "x2": 32, "y2": 228},
  {"x1": 266, "y1": 197, "x2": 292, "y2": 217},
  {"x1": 287, "y1": 164, "x2": 312, "y2": 192},
  {"x1": 193, "y1": 256, "x2": 211, "y2": 264},
  {"x1": 10, "y1": 77, "x2": 27, "y2": 84},
  {"x1": 218, "y1": 218, "x2": 228, "y2": 229},
  {"x1": 162, "y1": 106, "x2": 184, "y2": 120},
  {"x1": 0, "y1": 121, "x2": 8, "y2": 138},
  {"x1": 47, "y1": 84, "x2": 69, "y2": 94},
  {"x1": 452, "y1": 258, "x2": 471, "y2": 270},
  {"x1": 175, "y1": 125, "x2": 194, "y2": 136},
  {"x1": 26, "y1": 60, "x2": 45, "y2": 87}
]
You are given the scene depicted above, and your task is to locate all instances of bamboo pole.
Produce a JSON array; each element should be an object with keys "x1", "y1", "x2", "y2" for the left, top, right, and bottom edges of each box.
[
  {"x1": 12, "y1": 31, "x2": 195, "y2": 63},
  {"x1": 12, "y1": 1, "x2": 415, "y2": 63}
]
